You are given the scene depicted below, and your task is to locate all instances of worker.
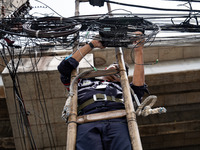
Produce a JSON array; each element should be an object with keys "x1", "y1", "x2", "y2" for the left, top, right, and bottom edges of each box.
[{"x1": 57, "y1": 31, "x2": 149, "y2": 150}]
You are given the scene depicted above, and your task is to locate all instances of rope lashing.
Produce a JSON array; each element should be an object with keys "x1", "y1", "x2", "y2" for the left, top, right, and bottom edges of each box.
[
  {"x1": 136, "y1": 95, "x2": 167, "y2": 117},
  {"x1": 62, "y1": 69, "x2": 93, "y2": 121}
]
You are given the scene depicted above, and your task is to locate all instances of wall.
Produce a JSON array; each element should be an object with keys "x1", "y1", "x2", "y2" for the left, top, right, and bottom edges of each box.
[{"x1": 1, "y1": 43, "x2": 200, "y2": 149}]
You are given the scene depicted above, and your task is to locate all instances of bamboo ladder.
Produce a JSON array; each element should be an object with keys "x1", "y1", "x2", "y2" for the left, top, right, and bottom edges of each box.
[{"x1": 66, "y1": 1, "x2": 143, "y2": 150}]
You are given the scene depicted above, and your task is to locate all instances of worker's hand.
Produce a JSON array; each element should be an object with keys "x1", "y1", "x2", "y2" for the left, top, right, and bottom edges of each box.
[
  {"x1": 90, "y1": 40, "x2": 105, "y2": 49},
  {"x1": 133, "y1": 31, "x2": 145, "y2": 49},
  {"x1": 132, "y1": 31, "x2": 144, "y2": 55},
  {"x1": 103, "y1": 63, "x2": 120, "y2": 82},
  {"x1": 106, "y1": 63, "x2": 119, "y2": 71}
]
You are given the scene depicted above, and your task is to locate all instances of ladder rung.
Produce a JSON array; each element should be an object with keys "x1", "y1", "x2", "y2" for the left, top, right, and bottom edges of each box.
[
  {"x1": 80, "y1": 69, "x2": 119, "y2": 79},
  {"x1": 77, "y1": 109, "x2": 126, "y2": 124}
]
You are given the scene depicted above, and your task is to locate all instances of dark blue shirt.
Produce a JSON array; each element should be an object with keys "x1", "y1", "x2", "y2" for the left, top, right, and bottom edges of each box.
[{"x1": 57, "y1": 57, "x2": 149, "y2": 114}]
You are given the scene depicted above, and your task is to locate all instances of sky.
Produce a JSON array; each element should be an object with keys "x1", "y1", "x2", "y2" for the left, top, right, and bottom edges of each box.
[{"x1": 29, "y1": 0, "x2": 199, "y2": 18}]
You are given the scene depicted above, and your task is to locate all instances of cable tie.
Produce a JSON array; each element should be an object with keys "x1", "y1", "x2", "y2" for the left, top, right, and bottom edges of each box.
[
  {"x1": 35, "y1": 30, "x2": 40, "y2": 38},
  {"x1": 66, "y1": 121, "x2": 78, "y2": 125}
]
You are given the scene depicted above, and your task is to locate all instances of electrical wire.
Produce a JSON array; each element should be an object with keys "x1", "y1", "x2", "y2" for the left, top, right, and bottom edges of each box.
[
  {"x1": 107, "y1": 0, "x2": 200, "y2": 12},
  {"x1": 2, "y1": 4, "x2": 200, "y2": 149},
  {"x1": 130, "y1": 35, "x2": 159, "y2": 65},
  {"x1": 28, "y1": 47, "x2": 57, "y2": 150},
  {"x1": 0, "y1": 42, "x2": 38, "y2": 150},
  {"x1": 34, "y1": 0, "x2": 63, "y2": 17},
  {"x1": 22, "y1": 16, "x2": 82, "y2": 38},
  {"x1": 19, "y1": 38, "x2": 56, "y2": 149}
]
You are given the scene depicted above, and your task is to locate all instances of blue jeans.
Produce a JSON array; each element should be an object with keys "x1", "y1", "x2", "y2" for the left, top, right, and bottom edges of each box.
[{"x1": 76, "y1": 118, "x2": 132, "y2": 150}]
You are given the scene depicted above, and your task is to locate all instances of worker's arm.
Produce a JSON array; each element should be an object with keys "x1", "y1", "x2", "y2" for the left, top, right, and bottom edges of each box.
[
  {"x1": 132, "y1": 32, "x2": 145, "y2": 86},
  {"x1": 57, "y1": 40, "x2": 104, "y2": 89},
  {"x1": 72, "y1": 40, "x2": 104, "y2": 62},
  {"x1": 130, "y1": 32, "x2": 149, "y2": 102}
]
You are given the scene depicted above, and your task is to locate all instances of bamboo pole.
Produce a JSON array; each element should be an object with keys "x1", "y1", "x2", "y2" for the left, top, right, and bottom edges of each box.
[
  {"x1": 115, "y1": 47, "x2": 143, "y2": 150},
  {"x1": 66, "y1": 70, "x2": 78, "y2": 150},
  {"x1": 75, "y1": 0, "x2": 80, "y2": 16},
  {"x1": 65, "y1": 1, "x2": 81, "y2": 149}
]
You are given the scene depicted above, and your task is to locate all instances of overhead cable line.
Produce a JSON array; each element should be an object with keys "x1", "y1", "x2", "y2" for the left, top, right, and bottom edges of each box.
[
  {"x1": 27, "y1": 45, "x2": 56, "y2": 149},
  {"x1": 107, "y1": 0, "x2": 200, "y2": 12},
  {"x1": 0, "y1": 42, "x2": 38, "y2": 150},
  {"x1": 34, "y1": 0, "x2": 63, "y2": 17}
]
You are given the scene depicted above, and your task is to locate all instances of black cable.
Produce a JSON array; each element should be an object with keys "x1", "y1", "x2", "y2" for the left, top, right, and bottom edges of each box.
[
  {"x1": 2, "y1": 13, "x2": 200, "y2": 49},
  {"x1": 28, "y1": 48, "x2": 56, "y2": 150},
  {"x1": 20, "y1": 39, "x2": 46, "y2": 149},
  {"x1": 0, "y1": 41, "x2": 38, "y2": 150},
  {"x1": 162, "y1": 0, "x2": 200, "y2": 2},
  {"x1": 27, "y1": 39, "x2": 43, "y2": 72},
  {"x1": 107, "y1": 0, "x2": 200, "y2": 12},
  {"x1": 0, "y1": 28, "x2": 31, "y2": 37},
  {"x1": 22, "y1": 17, "x2": 82, "y2": 38},
  {"x1": 15, "y1": 67, "x2": 37, "y2": 150},
  {"x1": 72, "y1": 13, "x2": 160, "y2": 47},
  {"x1": 130, "y1": 37, "x2": 159, "y2": 65},
  {"x1": 14, "y1": 42, "x2": 38, "y2": 150}
]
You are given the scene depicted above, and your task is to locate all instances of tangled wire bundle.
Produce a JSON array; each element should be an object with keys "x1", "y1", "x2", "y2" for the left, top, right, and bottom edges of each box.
[{"x1": 22, "y1": 16, "x2": 82, "y2": 38}]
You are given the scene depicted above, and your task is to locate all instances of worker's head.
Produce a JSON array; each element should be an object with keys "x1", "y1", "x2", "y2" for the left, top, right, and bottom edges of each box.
[{"x1": 103, "y1": 62, "x2": 129, "y2": 82}]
